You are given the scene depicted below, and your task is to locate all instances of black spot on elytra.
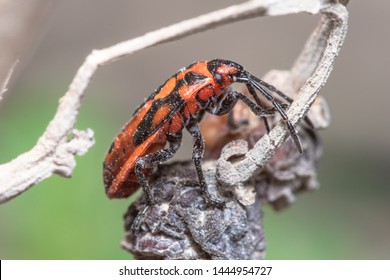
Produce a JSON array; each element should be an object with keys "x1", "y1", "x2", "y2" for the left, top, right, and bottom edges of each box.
[{"x1": 183, "y1": 71, "x2": 208, "y2": 86}]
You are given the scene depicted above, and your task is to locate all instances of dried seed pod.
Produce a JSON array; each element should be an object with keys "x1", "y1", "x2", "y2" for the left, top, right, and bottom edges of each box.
[{"x1": 122, "y1": 161, "x2": 266, "y2": 260}]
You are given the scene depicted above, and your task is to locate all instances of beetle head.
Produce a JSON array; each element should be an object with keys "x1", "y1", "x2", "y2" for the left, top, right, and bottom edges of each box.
[{"x1": 207, "y1": 59, "x2": 245, "y2": 89}]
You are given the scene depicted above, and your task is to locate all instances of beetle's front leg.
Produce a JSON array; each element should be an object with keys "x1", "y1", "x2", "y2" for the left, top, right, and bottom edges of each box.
[{"x1": 186, "y1": 122, "x2": 225, "y2": 208}]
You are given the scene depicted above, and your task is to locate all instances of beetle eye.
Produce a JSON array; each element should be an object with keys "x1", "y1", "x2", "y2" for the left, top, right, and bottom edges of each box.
[{"x1": 214, "y1": 73, "x2": 223, "y2": 84}]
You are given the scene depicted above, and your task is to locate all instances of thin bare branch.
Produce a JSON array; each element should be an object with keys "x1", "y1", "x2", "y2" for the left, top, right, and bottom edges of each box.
[
  {"x1": 0, "y1": 59, "x2": 18, "y2": 101},
  {"x1": 0, "y1": 0, "x2": 53, "y2": 95}
]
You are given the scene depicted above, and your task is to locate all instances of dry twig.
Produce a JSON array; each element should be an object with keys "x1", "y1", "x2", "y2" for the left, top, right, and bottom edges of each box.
[{"x1": 0, "y1": 60, "x2": 18, "y2": 101}]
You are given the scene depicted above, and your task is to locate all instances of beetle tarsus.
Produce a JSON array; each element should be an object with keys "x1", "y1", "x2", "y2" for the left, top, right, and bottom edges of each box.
[
  {"x1": 131, "y1": 205, "x2": 150, "y2": 234},
  {"x1": 203, "y1": 191, "x2": 226, "y2": 208}
]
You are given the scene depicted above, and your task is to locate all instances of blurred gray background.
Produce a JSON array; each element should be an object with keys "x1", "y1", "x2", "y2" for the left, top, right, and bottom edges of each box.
[{"x1": 0, "y1": 0, "x2": 389, "y2": 259}]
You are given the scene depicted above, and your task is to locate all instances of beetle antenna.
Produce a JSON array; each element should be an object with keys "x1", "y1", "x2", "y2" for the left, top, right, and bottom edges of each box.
[
  {"x1": 246, "y1": 83, "x2": 271, "y2": 133},
  {"x1": 246, "y1": 73, "x2": 314, "y2": 129},
  {"x1": 247, "y1": 74, "x2": 294, "y2": 103},
  {"x1": 236, "y1": 74, "x2": 303, "y2": 153}
]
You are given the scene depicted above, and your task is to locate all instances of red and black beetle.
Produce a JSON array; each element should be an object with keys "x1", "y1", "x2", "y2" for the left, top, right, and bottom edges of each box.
[{"x1": 103, "y1": 59, "x2": 301, "y2": 207}]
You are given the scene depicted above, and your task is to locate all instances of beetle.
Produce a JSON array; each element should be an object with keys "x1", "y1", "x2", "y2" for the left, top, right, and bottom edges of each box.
[{"x1": 103, "y1": 59, "x2": 302, "y2": 207}]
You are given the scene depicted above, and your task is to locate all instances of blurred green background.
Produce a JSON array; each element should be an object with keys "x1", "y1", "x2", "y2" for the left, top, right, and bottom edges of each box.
[{"x1": 0, "y1": 1, "x2": 389, "y2": 259}]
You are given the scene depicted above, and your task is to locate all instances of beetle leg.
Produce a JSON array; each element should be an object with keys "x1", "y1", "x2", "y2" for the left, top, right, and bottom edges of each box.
[
  {"x1": 208, "y1": 88, "x2": 238, "y2": 116},
  {"x1": 210, "y1": 90, "x2": 280, "y2": 117},
  {"x1": 251, "y1": 82, "x2": 303, "y2": 153},
  {"x1": 134, "y1": 133, "x2": 182, "y2": 205},
  {"x1": 246, "y1": 83, "x2": 271, "y2": 133},
  {"x1": 207, "y1": 89, "x2": 246, "y2": 130},
  {"x1": 245, "y1": 83, "x2": 290, "y2": 127},
  {"x1": 209, "y1": 88, "x2": 284, "y2": 132},
  {"x1": 186, "y1": 122, "x2": 225, "y2": 208},
  {"x1": 131, "y1": 204, "x2": 150, "y2": 234}
]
